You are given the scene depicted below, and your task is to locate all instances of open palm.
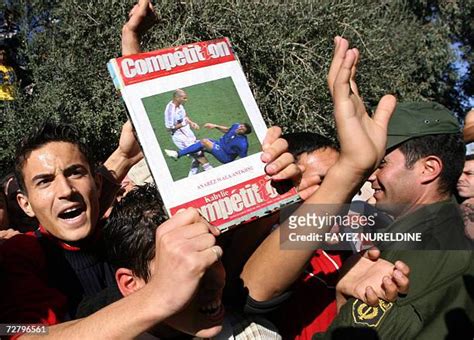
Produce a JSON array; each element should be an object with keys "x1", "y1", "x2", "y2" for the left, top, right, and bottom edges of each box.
[{"x1": 328, "y1": 37, "x2": 396, "y2": 177}]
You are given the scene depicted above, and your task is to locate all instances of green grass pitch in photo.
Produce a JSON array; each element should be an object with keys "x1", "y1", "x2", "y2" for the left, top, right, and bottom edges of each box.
[{"x1": 141, "y1": 77, "x2": 261, "y2": 182}]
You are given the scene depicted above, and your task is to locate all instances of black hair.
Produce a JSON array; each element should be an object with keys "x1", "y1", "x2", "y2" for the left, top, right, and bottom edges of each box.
[
  {"x1": 282, "y1": 132, "x2": 339, "y2": 158},
  {"x1": 14, "y1": 121, "x2": 95, "y2": 193},
  {"x1": 104, "y1": 184, "x2": 167, "y2": 281},
  {"x1": 466, "y1": 154, "x2": 474, "y2": 162},
  {"x1": 242, "y1": 123, "x2": 252, "y2": 135},
  {"x1": 398, "y1": 133, "x2": 465, "y2": 195}
]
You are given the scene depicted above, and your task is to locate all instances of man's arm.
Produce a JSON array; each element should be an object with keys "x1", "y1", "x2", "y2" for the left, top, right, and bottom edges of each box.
[
  {"x1": 204, "y1": 123, "x2": 230, "y2": 133},
  {"x1": 102, "y1": 121, "x2": 143, "y2": 184},
  {"x1": 164, "y1": 103, "x2": 178, "y2": 130},
  {"x1": 186, "y1": 114, "x2": 200, "y2": 130},
  {"x1": 317, "y1": 296, "x2": 422, "y2": 340},
  {"x1": 241, "y1": 37, "x2": 397, "y2": 302},
  {"x1": 105, "y1": 0, "x2": 156, "y2": 182},
  {"x1": 104, "y1": 0, "x2": 156, "y2": 178},
  {"x1": 238, "y1": 144, "x2": 248, "y2": 158},
  {"x1": 100, "y1": 0, "x2": 156, "y2": 208}
]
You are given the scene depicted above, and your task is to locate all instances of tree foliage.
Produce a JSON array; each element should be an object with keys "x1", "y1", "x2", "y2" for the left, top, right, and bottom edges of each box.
[{"x1": 1, "y1": 0, "x2": 472, "y2": 178}]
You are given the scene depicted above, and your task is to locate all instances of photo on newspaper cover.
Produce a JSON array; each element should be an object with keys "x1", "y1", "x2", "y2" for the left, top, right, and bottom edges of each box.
[
  {"x1": 141, "y1": 77, "x2": 260, "y2": 182},
  {"x1": 107, "y1": 38, "x2": 300, "y2": 230}
]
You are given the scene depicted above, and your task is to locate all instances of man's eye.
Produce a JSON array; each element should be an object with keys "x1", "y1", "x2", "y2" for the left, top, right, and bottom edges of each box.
[
  {"x1": 37, "y1": 178, "x2": 51, "y2": 187},
  {"x1": 70, "y1": 168, "x2": 87, "y2": 178}
]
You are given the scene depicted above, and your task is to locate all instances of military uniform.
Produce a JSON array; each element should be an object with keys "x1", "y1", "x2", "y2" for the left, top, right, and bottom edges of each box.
[
  {"x1": 314, "y1": 102, "x2": 474, "y2": 339},
  {"x1": 315, "y1": 199, "x2": 474, "y2": 339}
]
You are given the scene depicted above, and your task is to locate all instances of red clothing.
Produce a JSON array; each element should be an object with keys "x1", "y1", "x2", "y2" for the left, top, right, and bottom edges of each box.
[
  {"x1": 277, "y1": 250, "x2": 344, "y2": 340},
  {"x1": 0, "y1": 232, "x2": 68, "y2": 325},
  {"x1": 0, "y1": 225, "x2": 114, "y2": 328}
]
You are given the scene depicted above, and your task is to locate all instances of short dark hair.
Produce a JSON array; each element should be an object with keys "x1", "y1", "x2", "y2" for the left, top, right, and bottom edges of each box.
[
  {"x1": 282, "y1": 132, "x2": 339, "y2": 158},
  {"x1": 242, "y1": 123, "x2": 252, "y2": 135},
  {"x1": 14, "y1": 121, "x2": 95, "y2": 193},
  {"x1": 104, "y1": 184, "x2": 167, "y2": 281},
  {"x1": 398, "y1": 133, "x2": 465, "y2": 195},
  {"x1": 465, "y1": 154, "x2": 474, "y2": 162}
]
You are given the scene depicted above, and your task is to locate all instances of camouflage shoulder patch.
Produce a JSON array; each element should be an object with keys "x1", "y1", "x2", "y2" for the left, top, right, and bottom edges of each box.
[{"x1": 352, "y1": 299, "x2": 393, "y2": 328}]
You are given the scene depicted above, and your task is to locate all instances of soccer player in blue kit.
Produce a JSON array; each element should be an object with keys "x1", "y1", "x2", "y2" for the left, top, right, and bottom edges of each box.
[{"x1": 165, "y1": 122, "x2": 252, "y2": 164}]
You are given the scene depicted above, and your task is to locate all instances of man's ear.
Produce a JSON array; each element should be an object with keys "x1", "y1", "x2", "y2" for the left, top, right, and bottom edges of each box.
[
  {"x1": 116, "y1": 268, "x2": 144, "y2": 297},
  {"x1": 419, "y1": 156, "x2": 443, "y2": 184},
  {"x1": 17, "y1": 192, "x2": 35, "y2": 217}
]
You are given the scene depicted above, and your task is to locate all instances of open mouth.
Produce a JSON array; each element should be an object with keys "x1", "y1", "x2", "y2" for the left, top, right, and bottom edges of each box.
[
  {"x1": 199, "y1": 300, "x2": 224, "y2": 320},
  {"x1": 58, "y1": 206, "x2": 85, "y2": 220}
]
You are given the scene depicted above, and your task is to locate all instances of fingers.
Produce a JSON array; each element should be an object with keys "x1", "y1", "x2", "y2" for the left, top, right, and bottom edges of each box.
[
  {"x1": 261, "y1": 126, "x2": 283, "y2": 159},
  {"x1": 206, "y1": 245, "x2": 223, "y2": 261},
  {"x1": 265, "y1": 152, "x2": 294, "y2": 176},
  {"x1": 393, "y1": 261, "x2": 410, "y2": 294},
  {"x1": 261, "y1": 138, "x2": 288, "y2": 169},
  {"x1": 129, "y1": 0, "x2": 149, "y2": 19},
  {"x1": 333, "y1": 48, "x2": 357, "y2": 108},
  {"x1": 349, "y1": 48, "x2": 360, "y2": 97},
  {"x1": 364, "y1": 286, "x2": 379, "y2": 306},
  {"x1": 0, "y1": 229, "x2": 20, "y2": 240},
  {"x1": 297, "y1": 184, "x2": 319, "y2": 201},
  {"x1": 190, "y1": 232, "x2": 217, "y2": 251},
  {"x1": 128, "y1": 4, "x2": 139, "y2": 18},
  {"x1": 191, "y1": 246, "x2": 223, "y2": 274},
  {"x1": 296, "y1": 174, "x2": 322, "y2": 200},
  {"x1": 394, "y1": 260, "x2": 410, "y2": 276},
  {"x1": 327, "y1": 36, "x2": 349, "y2": 96},
  {"x1": 271, "y1": 163, "x2": 301, "y2": 184},
  {"x1": 382, "y1": 276, "x2": 398, "y2": 302},
  {"x1": 125, "y1": 0, "x2": 157, "y2": 34},
  {"x1": 156, "y1": 209, "x2": 222, "y2": 273},
  {"x1": 138, "y1": 0, "x2": 151, "y2": 12},
  {"x1": 363, "y1": 247, "x2": 381, "y2": 261},
  {"x1": 178, "y1": 222, "x2": 218, "y2": 240},
  {"x1": 157, "y1": 208, "x2": 220, "y2": 238},
  {"x1": 372, "y1": 95, "x2": 397, "y2": 129}
]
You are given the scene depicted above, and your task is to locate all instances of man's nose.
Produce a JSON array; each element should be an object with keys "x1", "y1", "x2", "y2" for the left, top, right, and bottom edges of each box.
[
  {"x1": 368, "y1": 168, "x2": 379, "y2": 182},
  {"x1": 56, "y1": 175, "x2": 75, "y2": 198}
]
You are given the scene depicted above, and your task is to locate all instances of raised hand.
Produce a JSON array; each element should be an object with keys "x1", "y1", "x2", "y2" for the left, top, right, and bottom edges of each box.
[
  {"x1": 329, "y1": 37, "x2": 396, "y2": 178},
  {"x1": 125, "y1": 0, "x2": 157, "y2": 36},
  {"x1": 122, "y1": 0, "x2": 157, "y2": 55}
]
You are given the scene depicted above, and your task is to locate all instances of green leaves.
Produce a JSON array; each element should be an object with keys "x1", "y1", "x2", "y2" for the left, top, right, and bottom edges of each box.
[{"x1": 1, "y1": 0, "x2": 472, "y2": 178}]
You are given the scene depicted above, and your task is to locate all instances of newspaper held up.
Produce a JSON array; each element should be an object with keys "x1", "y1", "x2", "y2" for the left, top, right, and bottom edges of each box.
[{"x1": 107, "y1": 38, "x2": 300, "y2": 231}]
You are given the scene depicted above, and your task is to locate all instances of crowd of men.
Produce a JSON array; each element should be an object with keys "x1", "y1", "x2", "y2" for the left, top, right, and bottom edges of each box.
[{"x1": 0, "y1": 0, "x2": 473, "y2": 339}]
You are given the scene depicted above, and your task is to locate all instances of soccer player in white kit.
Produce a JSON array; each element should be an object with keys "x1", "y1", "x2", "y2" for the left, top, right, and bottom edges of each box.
[{"x1": 164, "y1": 89, "x2": 213, "y2": 176}]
